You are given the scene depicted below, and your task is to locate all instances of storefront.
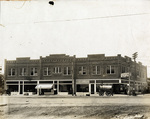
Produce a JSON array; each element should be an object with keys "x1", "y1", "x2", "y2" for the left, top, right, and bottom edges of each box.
[
  {"x1": 76, "y1": 79, "x2": 128, "y2": 96},
  {"x1": 6, "y1": 79, "x2": 73, "y2": 95}
]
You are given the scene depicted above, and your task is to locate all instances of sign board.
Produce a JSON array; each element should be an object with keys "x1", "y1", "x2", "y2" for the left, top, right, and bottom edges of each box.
[{"x1": 121, "y1": 72, "x2": 131, "y2": 78}]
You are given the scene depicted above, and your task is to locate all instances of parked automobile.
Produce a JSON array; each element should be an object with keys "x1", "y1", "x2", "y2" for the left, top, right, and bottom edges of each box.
[{"x1": 98, "y1": 85, "x2": 113, "y2": 96}]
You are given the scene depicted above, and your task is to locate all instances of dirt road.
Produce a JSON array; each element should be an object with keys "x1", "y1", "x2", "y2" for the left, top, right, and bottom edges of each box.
[{"x1": 0, "y1": 95, "x2": 150, "y2": 119}]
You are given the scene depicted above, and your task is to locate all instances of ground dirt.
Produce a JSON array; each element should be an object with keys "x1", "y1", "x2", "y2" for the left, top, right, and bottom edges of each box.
[
  {"x1": 0, "y1": 104, "x2": 150, "y2": 119},
  {"x1": 1, "y1": 95, "x2": 150, "y2": 119}
]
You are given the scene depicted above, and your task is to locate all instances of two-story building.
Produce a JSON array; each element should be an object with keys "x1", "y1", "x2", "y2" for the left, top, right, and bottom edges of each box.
[{"x1": 4, "y1": 54, "x2": 147, "y2": 96}]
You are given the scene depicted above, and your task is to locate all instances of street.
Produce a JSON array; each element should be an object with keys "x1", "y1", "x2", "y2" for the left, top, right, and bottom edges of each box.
[{"x1": 0, "y1": 94, "x2": 150, "y2": 119}]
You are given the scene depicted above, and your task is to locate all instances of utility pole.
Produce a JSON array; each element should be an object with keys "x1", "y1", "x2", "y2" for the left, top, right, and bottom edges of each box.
[
  {"x1": 128, "y1": 62, "x2": 131, "y2": 95},
  {"x1": 132, "y1": 52, "x2": 138, "y2": 96},
  {"x1": 72, "y1": 55, "x2": 76, "y2": 96}
]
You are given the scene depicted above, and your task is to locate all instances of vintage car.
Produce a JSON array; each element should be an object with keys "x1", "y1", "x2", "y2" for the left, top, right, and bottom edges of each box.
[{"x1": 98, "y1": 85, "x2": 113, "y2": 96}]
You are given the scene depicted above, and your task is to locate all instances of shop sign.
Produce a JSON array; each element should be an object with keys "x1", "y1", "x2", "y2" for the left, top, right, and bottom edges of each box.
[{"x1": 121, "y1": 72, "x2": 131, "y2": 78}]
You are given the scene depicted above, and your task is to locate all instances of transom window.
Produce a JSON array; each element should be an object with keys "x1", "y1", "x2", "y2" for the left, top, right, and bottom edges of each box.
[
  {"x1": 8, "y1": 68, "x2": 15, "y2": 76},
  {"x1": 19, "y1": 68, "x2": 27, "y2": 76},
  {"x1": 43, "y1": 67, "x2": 51, "y2": 76},
  {"x1": 64, "y1": 67, "x2": 71, "y2": 75},
  {"x1": 107, "y1": 65, "x2": 115, "y2": 74},
  {"x1": 53, "y1": 67, "x2": 61, "y2": 73},
  {"x1": 78, "y1": 66, "x2": 86, "y2": 75},
  {"x1": 30, "y1": 68, "x2": 38, "y2": 76},
  {"x1": 92, "y1": 66, "x2": 101, "y2": 75}
]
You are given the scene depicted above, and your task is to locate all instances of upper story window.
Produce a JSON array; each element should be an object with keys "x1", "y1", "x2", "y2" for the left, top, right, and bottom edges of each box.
[
  {"x1": 126, "y1": 67, "x2": 129, "y2": 72},
  {"x1": 78, "y1": 66, "x2": 86, "y2": 75},
  {"x1": 107, "y1": 65, "x2": 115, "y2": 74},
  {"x1": 43, "y1": 67, "x2": 51, "y2": 76},
  {"x1": 19, "y1": 68, "x2": 27, "y2": 76},
  {"x1": 53, "y1": 67, "x2": 61, "y2": 74},
  {"x1": 92, "y1": 66, "x2": 101, "y2": 75},
  {"x1": 143, "y1": 72, "x2": 146, "y2": 78},
  {"x1": 8, "y1": 68, "x2": 15, "y2": 76},
  {"x1": 30, "y1": 68, "x2": 38, "y2": 76},
  {"x1": 121, "y1": 66, "x2": 126, "y2": 73},
  {"x1": 64, "y1": 67, "x2": 71, "y2": 75}
]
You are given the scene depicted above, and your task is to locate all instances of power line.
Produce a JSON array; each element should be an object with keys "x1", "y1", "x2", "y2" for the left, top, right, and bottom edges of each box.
[
  {"x1": 1, "y1": 12, "x2": 149, "y2": 26},
  {"x1": 34, "y1": 12, "x2": 150, "y2": 23}
]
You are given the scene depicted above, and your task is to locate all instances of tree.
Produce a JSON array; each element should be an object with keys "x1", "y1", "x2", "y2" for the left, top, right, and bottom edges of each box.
[{"x1": 0, "y1": 74, "x2": 5, "y2": 94}]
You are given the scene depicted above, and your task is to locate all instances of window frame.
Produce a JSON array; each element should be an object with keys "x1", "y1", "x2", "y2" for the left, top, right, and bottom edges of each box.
[
  {"x1": 64, "y1": 67, "x2": 71, "y2": 75},
  {"x1": 121, "y1": 66, "x2": 126, "y2": 73},
  {"x1": 53, "y1": 67, "x2": 62, "y2": 74},
  {"x1": 92, "y1": 65, "x2": 101, "y2": 75},
  {"x1": 8, "y1": 68, "x2": 16, "y2": 76},
  {"x1": 78, "y1": 66, "x2": 87, "y2": 75},
  {"x1": 19, "y1": 68, "x2": 27, "y2": 76},
  {"x1": 43, "y1": 67, "x2": 51, "y2": 76},
  {"x1": 106, "y1": 65, "x2": 115, "y2": 74},
  {"x1": 30, "y1": 67, "x2": 38, "y2": 76}
]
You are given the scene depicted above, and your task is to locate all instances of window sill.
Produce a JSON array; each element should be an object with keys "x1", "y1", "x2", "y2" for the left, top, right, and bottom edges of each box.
[
  {"x1": 91, "y1": 74, "x2": 101, "y2": 76},
  {"x1": 78, "y1": 74, "x2": 87, "y2": 76},
  {"x1": 63, "y1": 74, "x2": 72, "y2": 76},
  {"x1": 106, "y1": 73, "x2": 116, "y2": 75},
  {"x1": 7, "y1": 75, "x2": 16, "y2": 77},
  {"x1": 52, "y1": 73, "x2": 62, "y2": 75}
]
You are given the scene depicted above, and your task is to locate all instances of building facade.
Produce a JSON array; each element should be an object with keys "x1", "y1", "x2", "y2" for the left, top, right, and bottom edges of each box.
[{"x1": 4, "y1": 54, "x2": 147, "y2": 96}]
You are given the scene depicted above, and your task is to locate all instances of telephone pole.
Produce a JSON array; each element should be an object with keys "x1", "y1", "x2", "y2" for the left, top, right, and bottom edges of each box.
[{"x1": 132, "y1": 52, "x2": 138, "y2": 96}]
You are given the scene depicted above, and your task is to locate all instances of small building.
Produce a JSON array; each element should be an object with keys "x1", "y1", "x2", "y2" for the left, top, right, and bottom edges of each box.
[{"x1": 4, "y1": 54, "x2": 147, "y2": 96}]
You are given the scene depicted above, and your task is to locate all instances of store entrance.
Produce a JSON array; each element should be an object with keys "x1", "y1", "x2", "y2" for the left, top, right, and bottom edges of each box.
[
  {"x1": 91, "y1": 84, "x2": 94, "y2": 94},
  {"x1": 20, "y1": 85, "x2": 23, "y2": 94}
]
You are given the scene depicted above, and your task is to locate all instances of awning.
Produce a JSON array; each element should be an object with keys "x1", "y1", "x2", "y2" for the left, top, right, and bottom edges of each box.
[{"x1": 35, "y1": 84, "x2": 53, "y2": 89}]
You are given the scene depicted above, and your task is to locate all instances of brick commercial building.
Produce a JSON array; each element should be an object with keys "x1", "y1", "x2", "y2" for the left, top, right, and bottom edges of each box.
[{"x1": 4, "y1": 54, "x2": 147, "y2": 96}]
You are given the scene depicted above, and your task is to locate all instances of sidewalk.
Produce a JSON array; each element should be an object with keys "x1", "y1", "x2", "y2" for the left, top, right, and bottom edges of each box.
[{"x1": 1, "y1": 93, "x2": 149, "y2": 98}]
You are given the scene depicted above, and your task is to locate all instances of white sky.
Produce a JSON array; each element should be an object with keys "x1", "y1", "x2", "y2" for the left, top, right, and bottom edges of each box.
[{"x1": 0, "y1": 0, "x2": 150, "y2": 77}]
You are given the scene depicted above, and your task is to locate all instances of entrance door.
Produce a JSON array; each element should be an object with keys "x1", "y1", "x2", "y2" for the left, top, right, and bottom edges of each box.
[
  {"x1": 20, "y1": 85, "x2": 23, "y2": 94},
  {"x1": 91, "y1": 84, "x2": 94, "y2": 94}
]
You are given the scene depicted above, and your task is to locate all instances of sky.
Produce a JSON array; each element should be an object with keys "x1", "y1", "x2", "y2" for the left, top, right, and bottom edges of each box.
[{"x1": 0, "y1": 0, "x2": 150, "y2": 77}]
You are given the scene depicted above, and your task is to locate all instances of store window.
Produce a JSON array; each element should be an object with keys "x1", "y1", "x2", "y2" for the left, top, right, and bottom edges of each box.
[
  {"x1": 8, "y1": 68, "x2": 15, "y2": 76},
  {"x1": 30, "y1": 68, "x2": 38, "y2": 76},
  {"x1": 59, "y1": 85, "x2": 72, "y2": 92},
  {"x1": 64, "y1": 67, "x2": 71, "y2": 75},
  {"x1": 107, "y1": 65, "x2": 115, "y2": 74},
  {"x1": 77, "y1": 84, "x2": 89, "y2": 92},
  {"x1": 43, "y1": 67, "x2": 51, "y2": 76},
  {"x1": 19, "y1": 68, "x2": 27, "y2": 76},
  {"x1": 92, "y1": 66, "x2": 100, "y2": 75},
  {"x1": 78, "y1": 66, "x2": 87, "y2": 75}
]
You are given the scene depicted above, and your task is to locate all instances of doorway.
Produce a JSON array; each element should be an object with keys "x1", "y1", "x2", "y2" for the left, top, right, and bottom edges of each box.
[
  {"x1": 91, "y1": 84, "x2": 94, "y2": 94},
  {"x1": 20, "y1": 85, "x2": 23, "y2": 94}
]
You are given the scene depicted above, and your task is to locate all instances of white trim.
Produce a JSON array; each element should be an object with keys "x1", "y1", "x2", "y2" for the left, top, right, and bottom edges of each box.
[
  {"x1": 6, "y1": 79, "x2": 73, "y2": 82},
  {"x1": 76, "y1": 79, "x2": 121, "y2": 80}
]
